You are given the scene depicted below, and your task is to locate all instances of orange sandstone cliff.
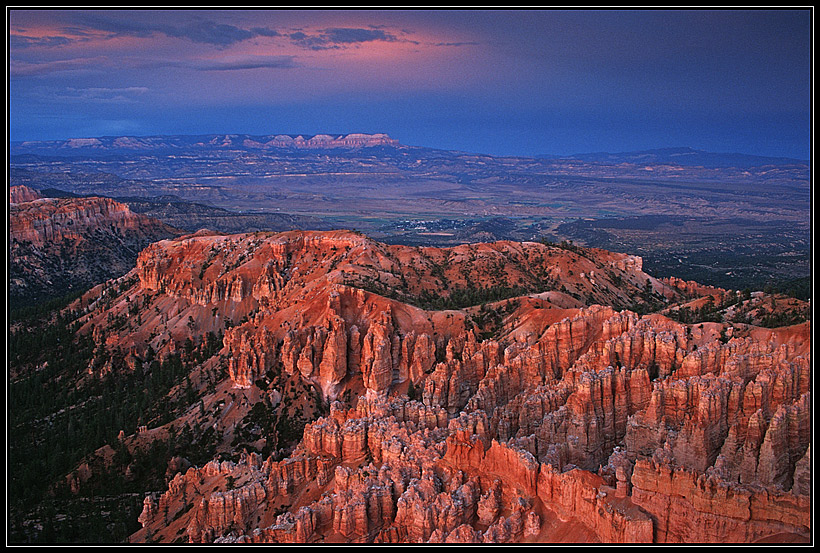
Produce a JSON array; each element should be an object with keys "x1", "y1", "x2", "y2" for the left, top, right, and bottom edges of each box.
[{"x1": 57, "y1": 230, "x2": 808, "y2": 544}]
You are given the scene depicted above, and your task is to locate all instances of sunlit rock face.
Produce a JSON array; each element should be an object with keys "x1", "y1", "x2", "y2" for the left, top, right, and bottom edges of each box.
[{"x1": 65, "y1": 229, "x2": 809, "y2": 544}]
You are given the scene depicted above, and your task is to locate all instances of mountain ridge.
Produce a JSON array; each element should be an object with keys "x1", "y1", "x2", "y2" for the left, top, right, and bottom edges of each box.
[
  {"x1": 10, "y1": 134, "x2": 809, "y2": 168},
  {"x1": 10, "y1": 132, "x2": 400, "y2": 155}
]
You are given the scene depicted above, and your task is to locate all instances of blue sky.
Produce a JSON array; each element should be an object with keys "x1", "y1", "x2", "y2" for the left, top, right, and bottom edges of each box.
[{"x1": 8, "y1": 9, "x2": 812, "y2": 159}]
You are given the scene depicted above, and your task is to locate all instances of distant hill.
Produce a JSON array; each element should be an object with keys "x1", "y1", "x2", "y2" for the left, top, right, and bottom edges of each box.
[{"x1": 539, "y1": 146, "x2": 808, "y2": 169}]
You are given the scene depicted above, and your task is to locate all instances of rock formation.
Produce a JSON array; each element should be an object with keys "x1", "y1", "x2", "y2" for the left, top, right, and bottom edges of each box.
[
  {"x1": 45, "y1": 229, "x2": 807, "y2": 544},
  {"x1": 247, "y1": 133, "x2": 399, "y2": 149},
  {"x1": 9, "y1": 192, "x2": 180, "y2": 309},
  {"x1": 9, "y1": 184, "x2": 42, "y2": 204},
  {"x1": 14, "y1": 133, "x2": 401, "y2": 153}
]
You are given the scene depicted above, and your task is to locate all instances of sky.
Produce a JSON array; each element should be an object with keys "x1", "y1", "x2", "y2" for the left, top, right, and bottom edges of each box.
[{"x1": 7, "y1": 9, "x2": 813, "y2": 159}]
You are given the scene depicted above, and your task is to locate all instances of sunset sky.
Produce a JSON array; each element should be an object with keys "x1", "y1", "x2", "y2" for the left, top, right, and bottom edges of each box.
[{"x1": 8, "y1": 9, "x2": 812, "y2": 158}]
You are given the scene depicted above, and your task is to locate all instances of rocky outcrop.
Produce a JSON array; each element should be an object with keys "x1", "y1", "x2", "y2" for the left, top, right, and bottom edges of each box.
[
  {"x1": 9, "y1": 184, "x2": 42, "y2": 204},
  {"x1": 225, "y1": 326, "x2": 277, "y2": 388},
  {"x1": 361, "y1": 310, "x2": 396, "y2": 398},
  {"x1": 444, "y1": 433, "x2": 654, "y2": 543},
  {"x1": 9, "y1": 194, "x2": 179, "y2": 308},
  {"x1": 187, "y1": 481, "x2": 267, "y2": 543},
  {"x1": 630, "y1": 457, "x2": 810, "y2": 542},
  {"x1": 791, "y1": 446, "x2": 811, "y2": 497},
  {"x1": 626, "y1": 362, "x2": 810, "y2": 481},
  {"x1": 10, "y1": 196, "x2": 171, "y2": 248},
  {"x1": 661, "y1": 276, "x2": 725, "y2": 299},
  {"x1": 139, "y1": 303, "x2": 809, "y2": 543}
]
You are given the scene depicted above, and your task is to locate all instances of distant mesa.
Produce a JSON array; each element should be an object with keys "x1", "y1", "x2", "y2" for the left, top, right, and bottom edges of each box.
[
  {"x1": 65, "y1": 137, "x2": 104, "y2": 148},
  {"x1": 13, "y1": 133, "x2": 400, "y2": 153},
  {"x1": 239, "y1": 132, "x2": 399, "y2": 149}
]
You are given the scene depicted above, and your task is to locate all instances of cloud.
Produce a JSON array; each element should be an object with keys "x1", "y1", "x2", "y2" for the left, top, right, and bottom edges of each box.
[
  {"x1": 9, "y1": 56, "x2": 109, "y2": 77},
  {"x1": 66, "y1": 13, "x2": 280, "y2": 47},
  {"x1": 250, "y1": 26, "x2": 280, "y2": 37},
  {"x1": 14, "y1": 13, "x2": 418, "y2": 56},
  {"x1": 324, "y1": 27, "x2": 395, "y2": 44},
  {"x1": 9, "y1": 34, "x2": 75, "y2": 49},
  {"x1": 432, "y1": 41, "x2": 480, "y2": 47},
  {"x1": 162, "y1": 20, "x2": 255, "y2": 46},
  {"x1": 55, "y1": 86, "x2": 151, "y2": 103},
  {"x1": 187, "y1": 55, "x2": 298, "y2": 71},
  {"x1": 287, "y1": 30, "x2": 329, "y2": 50},
  {"x1": 287, "y1": 26, "x2": 399, "y2": 50}
]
